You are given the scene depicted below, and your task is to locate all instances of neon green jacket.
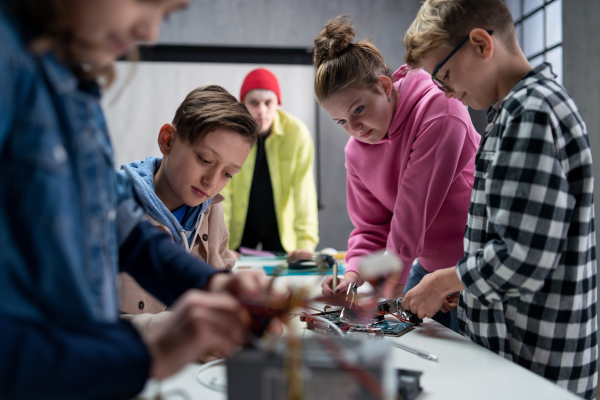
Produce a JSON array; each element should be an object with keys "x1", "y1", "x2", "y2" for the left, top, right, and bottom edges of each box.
[{"x1": 222, "y1": 109, "x2": 319, "y2": 252}]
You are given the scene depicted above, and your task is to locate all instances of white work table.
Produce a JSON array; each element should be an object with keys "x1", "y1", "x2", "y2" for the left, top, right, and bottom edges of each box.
[{"x1": 141, "y1": 258, "x2": 579, "y2": 400}]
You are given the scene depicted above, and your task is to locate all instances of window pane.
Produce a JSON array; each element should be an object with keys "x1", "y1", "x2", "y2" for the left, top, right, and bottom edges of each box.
[
  {"x1": 545, "y1": 46, "x2": 563, "y2": 85},
  {"x1": 515, "y1": 24, "x2": 523, "y2": 50},
  {"x1": 505, "y1": 0, "x2": 522, "y2": 21},
  {"x1": 524, "y1": 0, "x2": 544, "y2": 14},
  {"x1": 529, "y1": 55, "x2": 544, "y2": 69},
  {"x1": 545, "y1": 0, "x2": 562, "y2": 47},
  {"x1": 523, "y1": 10, "x2": 544, "y2": 57}
]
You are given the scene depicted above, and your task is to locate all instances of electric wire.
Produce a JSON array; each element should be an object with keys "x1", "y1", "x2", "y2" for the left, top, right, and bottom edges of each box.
[
  {"x1": 195, "y1": 358, "x2": 227, "y2": 393},
  {"x1": 303, "y1": 312, "x2": 344, "y2": 336}
]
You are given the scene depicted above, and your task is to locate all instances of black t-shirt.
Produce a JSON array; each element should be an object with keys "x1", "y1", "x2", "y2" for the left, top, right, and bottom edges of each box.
[{"x1": 239, "y1": 134, "x2": 285, "y2": 253}]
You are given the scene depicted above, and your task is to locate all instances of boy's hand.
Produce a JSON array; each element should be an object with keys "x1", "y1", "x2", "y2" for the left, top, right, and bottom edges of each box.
[
  {"x1": 145, "y1": 290, "x2": 249, "y2": 380},
  {"x1": 122, "y1": 312, "x2": 172, "y2": 340},
  {"x1": 403, "y1": 268, "x2": 465, "y2": 319},
  {"x1": 441, "y1": 292, "x2": 459, "y2": 313},
  {"x1": 207, "y1": 269, "x2": 271, "y2": 298}
]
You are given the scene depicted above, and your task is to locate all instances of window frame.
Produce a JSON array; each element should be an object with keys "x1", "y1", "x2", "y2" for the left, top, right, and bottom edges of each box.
[{"x1": 507, "y1": 0, "x2": 563, "y2": 83}]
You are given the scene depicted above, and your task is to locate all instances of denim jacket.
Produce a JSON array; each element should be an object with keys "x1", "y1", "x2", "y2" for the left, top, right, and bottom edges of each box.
[
  {"x1": 0, "y1": 4, "x2": 218, "y2": 326},
  {"x1": 0, "y1": 4, "x2": 224, "y2": 399},
  {"x1": 0, "y1": 7, "x2": 131, "y2": 324}
]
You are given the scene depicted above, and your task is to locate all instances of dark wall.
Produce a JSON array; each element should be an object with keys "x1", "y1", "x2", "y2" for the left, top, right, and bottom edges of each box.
[{"x1": 562, "y1": 0, "x2": 600, "y2": 385}]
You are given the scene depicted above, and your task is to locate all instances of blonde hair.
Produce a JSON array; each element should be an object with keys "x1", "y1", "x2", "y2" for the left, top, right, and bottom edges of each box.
[
  {"x1": 313, "y1": 15, "x2": 392, "y2": 104},
  {"x1": 403, "y1": 0, "x2": 517, "y2": 68},
  {"x1": 10, "y1": 0, "x2": 118, "y2": 85},
  {"x1": 172, "y1": 85, "x2": 259, "y2": 147}
]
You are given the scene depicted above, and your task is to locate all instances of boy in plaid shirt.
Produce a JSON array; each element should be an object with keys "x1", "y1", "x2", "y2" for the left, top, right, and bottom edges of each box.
[{"x1": 402, "y1": 1, "x2": 598, "y2": 398}]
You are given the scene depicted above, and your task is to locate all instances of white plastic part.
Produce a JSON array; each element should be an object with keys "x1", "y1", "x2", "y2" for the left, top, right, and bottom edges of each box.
[
  {"x1": 319, "y1": 247, "x2": 338, "y2": 256},
  {"x1": 357, "y1": 251, "x2": 403, "y2": 280}
]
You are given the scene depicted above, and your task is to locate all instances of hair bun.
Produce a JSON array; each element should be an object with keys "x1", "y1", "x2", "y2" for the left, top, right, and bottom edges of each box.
[{"x1": 313, "y1": 15, "x2": 355, "y2": 68}]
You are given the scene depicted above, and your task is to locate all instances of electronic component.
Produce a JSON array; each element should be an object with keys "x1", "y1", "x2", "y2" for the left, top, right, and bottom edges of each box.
[
  {"x1": 227, "y1": 336, "x2": 397, "y2": 400},
  {"x1": 372, "y1": 320, "x2": 415, "y2": 337},
  {"x1": 287, "y1": 258, "x2": 318, "y2": 270},
  {"x1": 300, "y1": 296, "x2": 422, "y2": 336},
  {"x1": 396, "y1": 369, "x2": 423, "y2": 400},
  {"x1": 301, "y1": 310, "x2": 415, "y2": 338},
  {"x1": 287, "y1": 253, "x2": 336, "y2": 270},
  {"x1": 357, "y1": 251, "x2": 402, "y2": 281},
  {"x1": 375, "y1": 297, "x2": 423, "y2": 325}
]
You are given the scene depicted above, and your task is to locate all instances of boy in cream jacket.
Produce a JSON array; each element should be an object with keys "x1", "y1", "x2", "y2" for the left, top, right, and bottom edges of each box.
[{"x1": 118, "y1": 85, "x2": 258, "y2": 326}]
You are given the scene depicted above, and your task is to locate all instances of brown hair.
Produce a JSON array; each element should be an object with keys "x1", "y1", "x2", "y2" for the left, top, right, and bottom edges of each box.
[
  {"x1": 403, "y1": 0, "x2": 518, "y2": 68},
  {"x1": 313, "y1": 15, "x2": 392, "y2": 104},
  {"x1": 172, "y1": 85, "x2": 259, "y2": 147}
]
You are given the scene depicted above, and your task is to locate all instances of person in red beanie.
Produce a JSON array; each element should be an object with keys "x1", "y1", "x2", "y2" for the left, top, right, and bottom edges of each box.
[{"x1": 222, "y1": 68, "x2": 319, "y2": 260}]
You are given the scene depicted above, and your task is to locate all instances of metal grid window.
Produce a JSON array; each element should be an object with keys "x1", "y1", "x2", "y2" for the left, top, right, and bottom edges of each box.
[{"x1": 505, "y1": 0, "x2": 563, "y2": 84}]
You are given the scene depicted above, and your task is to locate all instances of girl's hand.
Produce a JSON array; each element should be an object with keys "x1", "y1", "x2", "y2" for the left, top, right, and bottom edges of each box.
[
  {"x1": 321, "y1": 271, "x2": 362, "y2": 296},
  {"x1": 145, "y1": 290, "x2": 249, "y2": 380}
]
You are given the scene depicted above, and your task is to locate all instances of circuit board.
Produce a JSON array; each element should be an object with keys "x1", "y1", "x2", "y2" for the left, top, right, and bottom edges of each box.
[
  {"x1": 371, "y1": 320, "x2": 415, "y2": 337},
  {"x1": 300, "y1": 308, "x2": 416, "y2": 337}
]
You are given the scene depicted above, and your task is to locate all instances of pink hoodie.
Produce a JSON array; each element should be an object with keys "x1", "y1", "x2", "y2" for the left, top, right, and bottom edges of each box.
[{"x1": 344, "y1": 66, "x2": 480, "y2": 284}]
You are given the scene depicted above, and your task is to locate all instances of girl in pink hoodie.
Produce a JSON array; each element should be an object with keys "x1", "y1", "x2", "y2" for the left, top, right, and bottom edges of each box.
[{"x1": 314, "y1": 16, "x2": 480, "y2": 331}]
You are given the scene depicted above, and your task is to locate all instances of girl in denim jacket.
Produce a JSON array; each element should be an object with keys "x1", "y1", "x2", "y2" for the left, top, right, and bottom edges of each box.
[{"x1": 0, "y1": 1, "x2": 269, "y2": 399}]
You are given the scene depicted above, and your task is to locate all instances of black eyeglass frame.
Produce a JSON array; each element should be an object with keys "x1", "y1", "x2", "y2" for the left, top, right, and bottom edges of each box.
[{"x1": 432, "y1": 30, "x2": 494, "y2": 92}]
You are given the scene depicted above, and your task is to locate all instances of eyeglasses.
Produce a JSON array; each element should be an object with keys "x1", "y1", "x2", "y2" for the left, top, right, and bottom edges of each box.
[{"x1": 432, "y1": 30, "x2": 494, "y2": 92}]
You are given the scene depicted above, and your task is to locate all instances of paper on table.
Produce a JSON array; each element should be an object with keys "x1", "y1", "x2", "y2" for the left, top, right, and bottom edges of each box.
[{"x1": 238, "y1": 246, "x2": 278, "y2": 258}]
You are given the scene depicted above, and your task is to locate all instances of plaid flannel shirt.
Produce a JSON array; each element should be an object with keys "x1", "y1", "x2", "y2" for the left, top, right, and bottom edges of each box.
[{"x1": 456, "y1": 63, "x2": 598, "y2": 399}]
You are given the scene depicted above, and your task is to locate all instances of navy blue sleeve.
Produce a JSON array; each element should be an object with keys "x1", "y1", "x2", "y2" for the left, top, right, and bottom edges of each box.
[
  {"x1": 0, "y1": 312, "x2": 150, "y2": 400},
  {"x1": 120, "y1": 220, "x2": 227, "y2": 306}
]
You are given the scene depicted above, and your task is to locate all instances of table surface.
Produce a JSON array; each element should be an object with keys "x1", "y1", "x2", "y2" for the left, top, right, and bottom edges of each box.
[{"x1": 142, "y1": 258, "x2": 579, "y2": 400}]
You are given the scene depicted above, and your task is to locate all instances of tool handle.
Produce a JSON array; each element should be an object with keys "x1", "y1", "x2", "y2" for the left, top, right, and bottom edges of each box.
[{"x1": 332, "y1": 263, "x2": 338, "y2": 288}]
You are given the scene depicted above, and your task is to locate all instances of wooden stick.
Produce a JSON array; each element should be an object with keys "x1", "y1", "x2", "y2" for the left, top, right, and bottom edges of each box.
[{"x1": 332, "y1": 263, "x2": 338, "y2": 289}]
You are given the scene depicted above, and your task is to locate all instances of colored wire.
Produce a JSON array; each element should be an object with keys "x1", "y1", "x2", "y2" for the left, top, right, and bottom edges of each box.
[
  {"x1": 317, "y1": 335, "x2": 385, "y2": 400},
  {"x1": 307, "y1": 313, "x2": 344, "y2": 336},
  {"x1": 379, "y1": 310, "x2": 411, "y2": 323},
  {"x1": 196, "y1": 358, "x2": 227, "y2": 393},
  {"x1": 380, "y1": 311, "x2": 401, "y2": 321}
]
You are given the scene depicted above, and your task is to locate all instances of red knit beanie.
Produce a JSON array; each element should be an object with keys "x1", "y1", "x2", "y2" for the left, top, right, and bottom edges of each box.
[{"x1": 239, "y1": 68, "x2": 282, "y2": 105}]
